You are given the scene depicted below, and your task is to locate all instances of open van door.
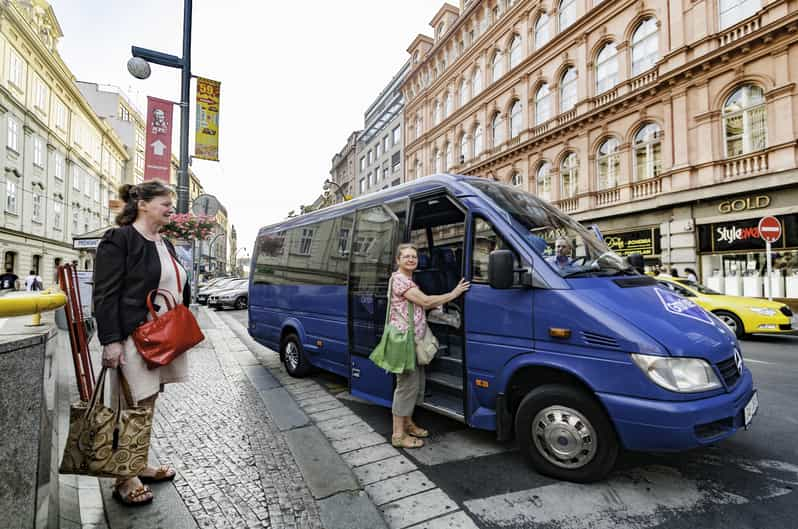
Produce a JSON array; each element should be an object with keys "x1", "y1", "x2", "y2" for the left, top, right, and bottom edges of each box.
[{"x1": 348, "y1": 202, "x2": 406, "y2": 407}]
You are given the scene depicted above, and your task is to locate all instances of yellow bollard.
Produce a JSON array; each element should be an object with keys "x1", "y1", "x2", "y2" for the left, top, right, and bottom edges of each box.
[{"x1": 27, "y1": 311, "x2": 43, "y2": 327}]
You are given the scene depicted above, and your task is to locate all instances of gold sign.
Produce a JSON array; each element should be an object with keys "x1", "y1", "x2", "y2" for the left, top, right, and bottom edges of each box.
[{"x1": 718, "y1": 195, "x2": 770, "y2": 214}]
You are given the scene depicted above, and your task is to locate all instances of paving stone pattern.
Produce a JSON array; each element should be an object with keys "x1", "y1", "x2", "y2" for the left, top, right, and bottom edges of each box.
[
  {"x1": 218, "y1": 312, "x2": 479, "y2": 529},
  {"x1": 149, "y1": 312, "x2": 323, "y2": 529}
]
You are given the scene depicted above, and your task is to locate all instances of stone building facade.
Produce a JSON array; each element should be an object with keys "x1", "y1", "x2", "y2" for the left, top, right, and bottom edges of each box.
[
  {"x1": 0, "y1": 0, "x2": 128, "y2": 284},
  {"x1": 401, "y1": 0, "x2": 798, "y2": 297},
  {"x1": 328, "y1": 131, "x2": 360, "y2": 204}
]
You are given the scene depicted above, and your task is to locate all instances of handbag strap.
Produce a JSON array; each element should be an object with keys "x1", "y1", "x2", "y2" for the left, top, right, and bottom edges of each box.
[
  {"x1": 167, "y1": 247, "x2": 183, "y2": 294},
  {"x1": 145, "y1": 288, "x2": 178, "y2": 319}
]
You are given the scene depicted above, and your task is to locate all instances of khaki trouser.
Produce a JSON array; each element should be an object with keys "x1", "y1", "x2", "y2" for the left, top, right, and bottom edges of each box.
[{"x1": 392, "y1": 363, "x2": 425, "y2": 416}]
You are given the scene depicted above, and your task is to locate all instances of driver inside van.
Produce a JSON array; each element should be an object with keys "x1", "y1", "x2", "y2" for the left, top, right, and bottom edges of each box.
[{"x1": 548, "y1": 237, "x2": 575, "y2": 270}]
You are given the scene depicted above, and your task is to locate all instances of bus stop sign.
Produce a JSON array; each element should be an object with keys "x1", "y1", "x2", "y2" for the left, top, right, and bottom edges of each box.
[{"x1": 758, "y1": 216, "x2": 781, "y2": 243}]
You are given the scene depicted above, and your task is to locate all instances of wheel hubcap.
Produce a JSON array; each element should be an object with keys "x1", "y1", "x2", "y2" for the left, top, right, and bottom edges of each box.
[
  {"x1": 532, "y1": 405, "x2": 597, "y2": 469},
  {"x1": 285, "y1": 342, "x2": 299, "y2": 371},
  {"x1": 719, "y1": 314, "x2": 737, "y2": 333}
]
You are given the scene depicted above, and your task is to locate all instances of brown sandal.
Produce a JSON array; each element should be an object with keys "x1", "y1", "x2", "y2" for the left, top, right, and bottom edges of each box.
[
  {"x1": 112, "y1": 483, "x2": 153, "y2": 506},
  {"x1": 140, "y1": 464, "x2": 176, "y2": 484},
  {"x1": 392, "y1": 434, "x2": 424, "y2": 449},
  {"x1": 406, "y1": 423, "x2": 429, "y2": 438}
]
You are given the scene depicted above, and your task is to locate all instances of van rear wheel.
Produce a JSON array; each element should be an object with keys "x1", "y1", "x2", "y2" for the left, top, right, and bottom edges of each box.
[
  {"x1": 515, "y1": 384, "x2": 618, "y2": 483},
  {"x1": 281, "y1": 333, "x2": 311, "y2": 377}
]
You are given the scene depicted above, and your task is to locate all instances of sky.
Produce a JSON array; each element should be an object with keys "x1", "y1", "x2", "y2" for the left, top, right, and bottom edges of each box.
[{"x1": 51, "y1": 0, "x2": 439, "y2": 257}]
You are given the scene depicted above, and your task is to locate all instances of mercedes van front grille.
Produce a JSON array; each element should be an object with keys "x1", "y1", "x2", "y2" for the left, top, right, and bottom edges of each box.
[{"x1": 716, "y1": 356, "x2": 741, "y2": 388}]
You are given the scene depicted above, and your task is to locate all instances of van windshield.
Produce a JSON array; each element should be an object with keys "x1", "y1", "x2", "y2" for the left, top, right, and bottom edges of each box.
[{"x1": 469, "y1": 180, "x2": 633, "y2": 277}]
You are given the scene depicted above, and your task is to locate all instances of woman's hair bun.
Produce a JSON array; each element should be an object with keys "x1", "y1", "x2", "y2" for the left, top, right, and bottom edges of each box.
[{"x1": 118, "y1": 184, "x2": 138, "y2": 202}]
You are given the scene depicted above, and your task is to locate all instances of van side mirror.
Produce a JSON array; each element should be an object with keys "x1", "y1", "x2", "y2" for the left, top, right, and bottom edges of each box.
[
  {"x1": 489, "y1": 250, "x2": 515, "y2": 289},
  {"x1": 627, "y1": 253, "x2": 644, "y2": 274}
]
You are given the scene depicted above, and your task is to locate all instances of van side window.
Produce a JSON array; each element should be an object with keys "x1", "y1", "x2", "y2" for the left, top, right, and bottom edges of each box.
[{"x1": 472, "y1": 218, "x2": 519, "y2": 284}]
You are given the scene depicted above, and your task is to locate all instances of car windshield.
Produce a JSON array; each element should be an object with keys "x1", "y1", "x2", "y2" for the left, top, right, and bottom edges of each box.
[
  {"x1": 469, "y1": 179, "x2": 633, "y2": 277},
  {"x1": 676, "y1": 279, "x2": 720, "y2": 295}
]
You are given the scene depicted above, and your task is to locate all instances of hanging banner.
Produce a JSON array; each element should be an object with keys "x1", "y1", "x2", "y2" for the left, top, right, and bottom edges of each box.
[
  {"x1": 195, "y1": 77, "x2": 221, "y2": 161},
  {"x1": 144, "y1": 96, "x2": 174, "y2": 182}
]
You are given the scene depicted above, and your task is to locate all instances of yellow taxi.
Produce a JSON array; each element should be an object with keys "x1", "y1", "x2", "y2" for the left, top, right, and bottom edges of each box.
[{"x1": 655, "y1": 275, "x2": 794, "y2": 338}]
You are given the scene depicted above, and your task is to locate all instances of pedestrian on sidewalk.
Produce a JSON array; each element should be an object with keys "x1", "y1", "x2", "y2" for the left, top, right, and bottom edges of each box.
[
  {"x1": 387, "y1": 243, "x2": 470, "y2": 449},
  {"x1": 24, "y1": 270, "x2": 43, "y2": 291},
  {"x1": 93, "y1": 181, "x2": 191, "y2": 506}
]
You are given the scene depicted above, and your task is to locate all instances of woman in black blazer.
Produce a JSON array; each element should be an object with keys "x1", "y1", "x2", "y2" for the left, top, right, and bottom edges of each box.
[{"x1": 93, "y1": 181, "x2": 190, "y2": 506}]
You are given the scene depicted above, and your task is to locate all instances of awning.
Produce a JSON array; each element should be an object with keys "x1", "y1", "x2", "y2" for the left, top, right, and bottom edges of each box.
[{"x1": 72, "y1": 225, "x2": 115, "y2": 250}]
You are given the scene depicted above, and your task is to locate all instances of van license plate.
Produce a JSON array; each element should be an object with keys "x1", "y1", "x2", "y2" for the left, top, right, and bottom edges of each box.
[{"x1": 744, "y1": 391, "x2": 758, "y2": 429}]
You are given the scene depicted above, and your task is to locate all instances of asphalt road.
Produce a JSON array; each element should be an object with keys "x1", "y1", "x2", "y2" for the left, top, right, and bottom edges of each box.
[{"x1": 230, "y1": 309, "x2": 798, "y2": 529}]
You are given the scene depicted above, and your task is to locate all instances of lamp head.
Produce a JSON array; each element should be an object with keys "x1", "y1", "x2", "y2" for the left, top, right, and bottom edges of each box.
[{"x1": 127, "y1": 57, "x2": 151, "y2": 80}]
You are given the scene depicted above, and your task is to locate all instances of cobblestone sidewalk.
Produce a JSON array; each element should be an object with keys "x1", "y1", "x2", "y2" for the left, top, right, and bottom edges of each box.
[{"x1": 146, "y1": 311, "x2": 323, "y2": 529}]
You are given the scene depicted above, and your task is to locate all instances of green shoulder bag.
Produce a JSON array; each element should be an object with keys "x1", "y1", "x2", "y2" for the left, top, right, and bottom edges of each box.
[{"x1": 369, "y1": 275, "x2": 416, "y2": 374}]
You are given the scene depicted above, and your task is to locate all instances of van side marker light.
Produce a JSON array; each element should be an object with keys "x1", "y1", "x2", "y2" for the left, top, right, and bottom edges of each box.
[
  {"x1": 476, "y1": 379, "x2": 489, "y2": 388},
  {"x1": 316, "y1": 339, "x2": 323, "y2": 347},
  {"x1": 549, "y1": 328, "x2": 571, "y2": 339}
]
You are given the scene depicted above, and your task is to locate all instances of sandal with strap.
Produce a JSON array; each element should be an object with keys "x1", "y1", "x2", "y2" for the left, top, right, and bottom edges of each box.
[
  {"x1": 406, "y1": 423, "x2": 429, "y2": 438},
  {"x1": 112, "y1": 483, "x2": 153, "y2": 506},
  {"x1": 140, "y1": 464, "x2": 176, "y2": 484},
  {"x1": 392, "y1": 433, "x2": 424, "y2": 449}
]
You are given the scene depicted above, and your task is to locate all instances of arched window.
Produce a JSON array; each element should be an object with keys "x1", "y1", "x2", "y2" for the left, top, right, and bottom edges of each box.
[
  {"x1": 413, "y1": 51, "x2": 420, "y2": 64},
  {"x1": 595, "y1": 42, "x2": 618, "y2": 94},
  {"x1": 491, "y1": 50, "x2": 503, "y2": 83},
  {"x1": 632, "y1": 18, "x2": 659, "y2": 76},
  {"x1": 415, "y1": 159, "x2": 423, "y2": 179},
  {"x1": 723, "y1": 84, "x2": 767, "y2": 157},
  {"x1": 460, "y1": 133, "x2": 469, "y2": 161},
  {"x1": 510, "y1": 100, "x2": 523, "y2": 138},
  {"x1": 596, "y1": 137, "x2": 620, "y2": 189},
  {"x1": 537, "y1": 162, "x2": 552, "y2": 201},
  {"x1": 445, "y1": 143, "x2": 453, "y2": 169},
  {"x1": 559, "y1": 0, "x2": 576, "y2": 31},
  {"x1": 416, "y1": 116, "x2": 422, "y2": 139},
  {"x1": 535, "y1": 13, "x2": 551, "y2": 49},
  {"x1": 459, "y1": 79, "x2": 469, "y2": 107},
  {"x1": 535, "y1": 83, "x2": 551, "y2": 125},
  {"x1": 473, "y1": 68, "x2": 483, "y2": 95},
  {"x1": 434, "y1": 100, "x2": 442, "y2": 125},
  {"x1": 474, "y1": 124, "x2": 484, "y2": 155},
  {"x1": 510, "y1": 171, "x2": 522, "y2": 186},
  {"x1": 560, "y1": 152, "x2": 578, "y2": 198},
  {"x1": 719, "y1": 0, "x2": 761, "y2": 30},
  {"x1": 434, "y1": 149, "x2": 443, "y2": 173},
  {"x1": 444, "y1": 92, "x2": 454, "y2": 118},
  {"x1": 492, "y1": 112, "x2": 504, "y2": 147},
  {"x1": 634, "y1": 123, "x2": 662, "y2": 181},
  {"x1": 560, "y1": 67, "x2": 577, "y2": 112},
  {"x1": 509, "y1": 34, "x2": 522, "y2": 70}
]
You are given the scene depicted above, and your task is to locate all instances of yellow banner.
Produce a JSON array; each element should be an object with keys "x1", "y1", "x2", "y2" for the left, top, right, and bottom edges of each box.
[{"x1": 195, "y1": 77, "x2": 220, "y2": 161}]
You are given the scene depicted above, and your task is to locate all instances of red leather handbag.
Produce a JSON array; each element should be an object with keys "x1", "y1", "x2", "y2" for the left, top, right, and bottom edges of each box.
[{"x1": 132, "y1": 288, "x2": 204, "y2": 369}]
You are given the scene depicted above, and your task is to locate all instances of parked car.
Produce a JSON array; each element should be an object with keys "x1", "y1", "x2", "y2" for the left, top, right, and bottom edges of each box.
[
  {"x1": 656, "y1": 275, "x2": 793, "y2": 338},
  {"x1": 207, "y1": 279, "x2": 249, "y2": 310},
  {"x1": 198, "y1": 276, "x2": 230, "y2": 290},
  {"x1": 197, "y1": 277, "x2": 239, "y2": 305}
]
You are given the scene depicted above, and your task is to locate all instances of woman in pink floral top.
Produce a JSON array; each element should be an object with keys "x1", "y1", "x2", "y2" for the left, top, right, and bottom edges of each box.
[{"x1": 390, "y1": 243, "x2": 470, "y2": 448}]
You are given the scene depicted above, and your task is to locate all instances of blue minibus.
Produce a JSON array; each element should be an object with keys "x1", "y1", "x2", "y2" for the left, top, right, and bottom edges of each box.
[{"x1": 248, "y1": 174, "x2": 757, "y2": 482}]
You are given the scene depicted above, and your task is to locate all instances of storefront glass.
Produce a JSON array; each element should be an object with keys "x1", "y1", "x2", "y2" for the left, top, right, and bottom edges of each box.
[{"x1": 698, "y1": 213, "x2": 798, "y2": 297}]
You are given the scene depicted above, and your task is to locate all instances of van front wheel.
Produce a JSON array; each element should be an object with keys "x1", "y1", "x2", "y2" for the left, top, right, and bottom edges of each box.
[
  {"x1": 281, "y1": 333, "x2": 311, "y2": 377},
  {"x1": 515, "y1": 384, "x2": 618, "y2": 483}
]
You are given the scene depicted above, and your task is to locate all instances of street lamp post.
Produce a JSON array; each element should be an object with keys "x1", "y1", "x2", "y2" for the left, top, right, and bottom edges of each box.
[
  {"x1": 128, "y1": 0, "x2": 193, "y2": 214},
  {"x1": 323, "y1": 179, "x2": 350, "y2": 203},
  {"x1": 208, "y1": 232, "x2": 225, "y2": 276}
]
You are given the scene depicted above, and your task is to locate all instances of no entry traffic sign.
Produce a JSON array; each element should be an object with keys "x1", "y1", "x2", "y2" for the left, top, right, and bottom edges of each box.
[{"x1": 758, "y1": 216, "x2": 782, "y2": 243}]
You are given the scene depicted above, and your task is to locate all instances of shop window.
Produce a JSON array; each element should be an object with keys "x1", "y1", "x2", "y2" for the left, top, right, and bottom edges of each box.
[
  {"x1": 596, "y1": 138, "x2": 620, "y2": 190},
  {"x1": 634, "y1": 123, "x2": 662, "y2": 181},
  {"x1": 723, "y1": 84, "x2": 766, "y2": 157}
]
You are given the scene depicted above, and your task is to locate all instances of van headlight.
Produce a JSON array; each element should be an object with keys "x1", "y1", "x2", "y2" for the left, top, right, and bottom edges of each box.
[{"x1": 631, "y1": 353, "x2": 722, "y2": 393}]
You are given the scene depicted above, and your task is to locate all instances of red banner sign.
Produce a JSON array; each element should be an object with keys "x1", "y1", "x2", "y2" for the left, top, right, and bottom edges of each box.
[{"x1": 144, "y1": 96, "x2": 174, "y2": 182}]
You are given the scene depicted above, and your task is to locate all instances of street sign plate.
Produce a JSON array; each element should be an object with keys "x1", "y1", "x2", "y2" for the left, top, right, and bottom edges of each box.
[
  {"x1": 192, "y1": 193, "x2": 220, "y2": 217},
  {"x1": 758, "y1": 216, "x2": 781, "y2": 243}
]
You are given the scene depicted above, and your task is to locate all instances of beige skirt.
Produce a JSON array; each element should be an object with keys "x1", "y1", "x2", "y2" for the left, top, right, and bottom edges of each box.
[{"x1": 108, "y1": 336, "x2": 190, "y2": 403}]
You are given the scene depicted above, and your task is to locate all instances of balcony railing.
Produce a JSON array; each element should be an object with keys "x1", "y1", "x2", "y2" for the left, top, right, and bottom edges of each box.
[
  {"x1": 593, "y1": 89, "x2": 618, "y2": 109},
  {"x1": 595, "y1": 188, "x2": 620, "y2": 206},
  {"x1": 556, "y1": 197, "x2": 579, "y2": 212},
  {"x1": 629, "y1": 70, "x2": 658, "y2": 92},
  {"x1": 531, "y1": 122, "x2": 550, "y2": 138},
  {"x1": 558, "y1": 109, "x2": 576, "y2": 126},
  {"x1": 631, "y1": 176, "x2": 663, "y2": 199},
  {"x1": 723, "y1": 151, "x2": 768, "y2": 179},
  {"x1": 718, "y1": 15, "x2": 761, "y2": 47}
]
